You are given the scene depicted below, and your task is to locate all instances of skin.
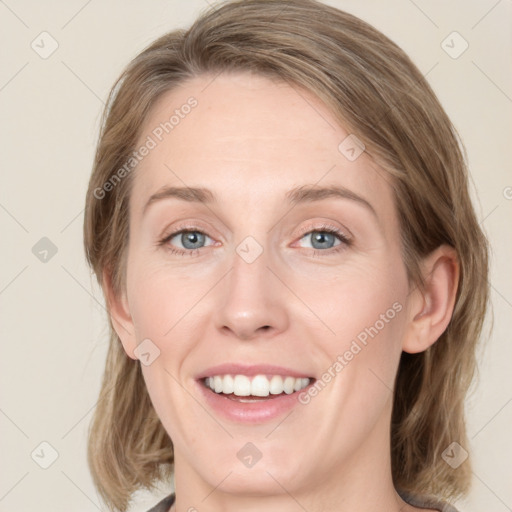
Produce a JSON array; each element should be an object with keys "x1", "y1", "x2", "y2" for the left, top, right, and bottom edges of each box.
[{"x1": 106, "y1": 72, "x2": 459, "y2": 512}]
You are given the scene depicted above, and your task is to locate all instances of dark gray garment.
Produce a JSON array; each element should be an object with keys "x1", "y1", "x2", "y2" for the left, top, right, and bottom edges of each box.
[{"x1": 146, "y1": 492, "x2": 461, "y2": 511}]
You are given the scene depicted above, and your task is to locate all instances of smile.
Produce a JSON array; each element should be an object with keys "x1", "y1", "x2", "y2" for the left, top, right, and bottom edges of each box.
[{"x1": 196, "y1": 364, "x2": 316, "y2": 423}]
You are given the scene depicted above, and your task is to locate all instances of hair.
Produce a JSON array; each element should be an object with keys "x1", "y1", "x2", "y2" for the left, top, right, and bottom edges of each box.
[{"x1": 83, "y1": 1, "x2": 489, "y2": 510}]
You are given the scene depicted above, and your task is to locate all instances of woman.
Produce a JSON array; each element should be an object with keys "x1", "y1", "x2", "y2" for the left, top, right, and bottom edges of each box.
[{"x1": 83, "y1": 1, "x2": 489, "y2": 511}]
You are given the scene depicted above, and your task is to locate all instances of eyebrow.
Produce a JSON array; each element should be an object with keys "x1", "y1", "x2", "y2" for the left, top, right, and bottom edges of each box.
[
  {"x1": 143, "y1": 185, "x2": 215, "y2": 215},
  {"x1": 286, "y1": 184, "x2": 377, "y2": 218},
  {"x1": 142, "y1": 184, "x2": 377, "y2": 218}
]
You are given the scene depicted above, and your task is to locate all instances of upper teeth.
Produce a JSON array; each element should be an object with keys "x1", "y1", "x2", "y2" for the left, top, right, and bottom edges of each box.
[{"x1": 205, "y1": 375, "x2": 310, "y2": 397}]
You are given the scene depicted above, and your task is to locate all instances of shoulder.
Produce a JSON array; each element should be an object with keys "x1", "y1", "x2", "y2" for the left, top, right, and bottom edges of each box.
[
  {"x1": 399, "y1": 490, "x2": 461, "y2": 512},
  {"x1": 145, "y1": 493, "x2": 175, "y2": 512}
]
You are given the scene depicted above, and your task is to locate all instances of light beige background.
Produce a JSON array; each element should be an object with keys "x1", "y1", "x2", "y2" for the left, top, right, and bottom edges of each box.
[{"x1": 1, "y1": 1, "x2": 511, "y2": 511}]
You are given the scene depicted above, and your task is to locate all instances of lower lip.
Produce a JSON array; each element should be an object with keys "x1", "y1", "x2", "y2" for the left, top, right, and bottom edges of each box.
[{"x1": 196, "y1": 380, "x2": 313, "y2": 423}]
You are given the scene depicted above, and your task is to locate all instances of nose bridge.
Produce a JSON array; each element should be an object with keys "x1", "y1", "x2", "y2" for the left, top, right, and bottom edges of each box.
[{"x1": 214, "y1": 235, "x2": 289, "y2": 339}]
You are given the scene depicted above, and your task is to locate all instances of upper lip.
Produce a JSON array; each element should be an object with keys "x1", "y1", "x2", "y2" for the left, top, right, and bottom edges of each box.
[{"x1": 196, "y1": 363, "x2": 314, "y2": 380}]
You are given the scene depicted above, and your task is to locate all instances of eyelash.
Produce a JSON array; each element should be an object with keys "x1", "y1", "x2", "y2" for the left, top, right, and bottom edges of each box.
[{"x1": 157, "y1": 223, "x2": 352, "y2": 257}]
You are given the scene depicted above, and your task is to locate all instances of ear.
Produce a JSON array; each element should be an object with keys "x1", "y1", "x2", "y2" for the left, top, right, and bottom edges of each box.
[
  {"x1": 102, "y1": 269, "x2": 138, "y2": 360},
  {"x1": 402, "y1": 245, "x2": 459, "y2": 354}
]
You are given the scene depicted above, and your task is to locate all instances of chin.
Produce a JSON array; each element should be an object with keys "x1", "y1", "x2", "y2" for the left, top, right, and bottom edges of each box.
[{"x1": 193, "y1": 443, "x2": 308, "y2": 496}]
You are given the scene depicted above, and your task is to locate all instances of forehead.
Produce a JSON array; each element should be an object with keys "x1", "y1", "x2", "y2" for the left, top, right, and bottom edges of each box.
[{"x1": 130, "y1": 72, "x2": 394, "y2": 220}]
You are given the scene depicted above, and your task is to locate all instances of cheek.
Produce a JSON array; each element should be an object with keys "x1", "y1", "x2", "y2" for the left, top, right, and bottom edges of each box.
[
  {"x1": 329, "y1": 279, "x2": 405, "y2": 346},
  {"x1": 313, "y1": 257, "x2": 409, "y2": 397},
  {"x1": 308, "y1": 255, "x2": 408, "y2": 345},
  {"x1": 126, "y1": 258, "x2": 205, "y2": 340},
  {"x1": 293, "y1": 267, "x2": 408, "y2": 462}
]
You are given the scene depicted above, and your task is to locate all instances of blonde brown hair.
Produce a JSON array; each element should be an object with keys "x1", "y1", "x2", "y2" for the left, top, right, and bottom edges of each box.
[{"x1": 83, "y1": 1, "x2": 489, "y2": 510}]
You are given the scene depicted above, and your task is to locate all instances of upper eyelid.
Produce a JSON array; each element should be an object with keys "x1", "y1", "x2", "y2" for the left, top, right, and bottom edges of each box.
[
  {"x1": 294, "y1": 223, "x2": 351, "y2": 239},
  {"x1": 165, "y1": 224, "x2": 347, "y2": 237}
]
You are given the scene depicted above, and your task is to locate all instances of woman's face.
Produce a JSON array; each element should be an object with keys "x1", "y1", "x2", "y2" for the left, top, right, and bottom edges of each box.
[{"x1": 118, "y1": 72, "x2": 413, "y2": 498}]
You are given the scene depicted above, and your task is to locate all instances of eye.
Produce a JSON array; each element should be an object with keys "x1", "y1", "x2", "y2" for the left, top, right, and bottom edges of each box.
[
  {"x1": 158, "y1": 225, "x2": 351, "y2": 256},
  {"x1": 172, "y1": 231, "x2": 210, "y2": 250},
  {"x1": 294, "y1": 225, "x2": 351, "y2": 254},
  {"x1": 300, "y1": 230, "x2": 340, "y2": 250},
  {"x1": 159, "y1": 229, "x2": 215, "y2": 255}
]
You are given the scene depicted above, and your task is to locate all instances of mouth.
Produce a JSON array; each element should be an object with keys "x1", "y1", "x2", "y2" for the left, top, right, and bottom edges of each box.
[{"x1": 195, "y1": 364, "x2": 316, "y2": 423}]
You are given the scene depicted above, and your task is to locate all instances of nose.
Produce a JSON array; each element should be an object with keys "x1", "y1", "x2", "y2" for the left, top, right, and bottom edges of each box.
[{"x1": 214, "y1": 245, "x2": 289, "y2": 341}]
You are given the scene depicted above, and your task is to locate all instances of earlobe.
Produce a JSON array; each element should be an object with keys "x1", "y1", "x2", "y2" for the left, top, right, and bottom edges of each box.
[
  {"x1": 402, "y1": 245, "x2": 459, "y2": 354},
  {"x1": 102, "y1": 269, "x2": 138, "y2": 360}
]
